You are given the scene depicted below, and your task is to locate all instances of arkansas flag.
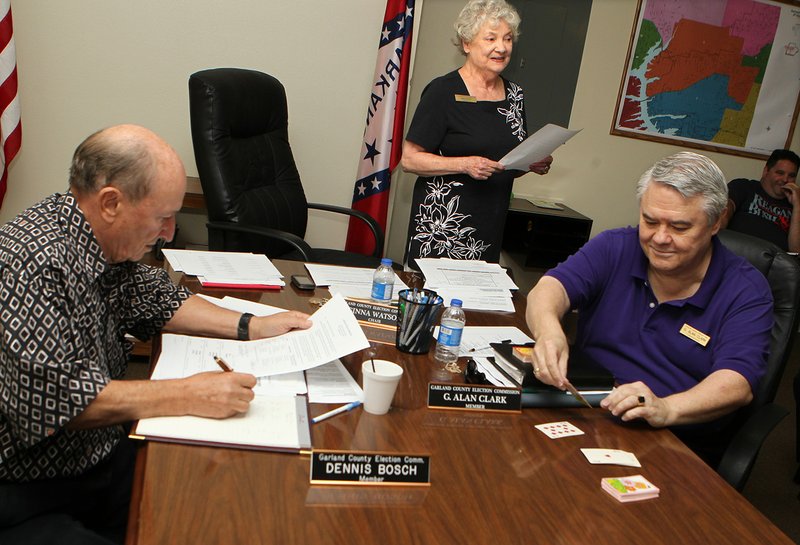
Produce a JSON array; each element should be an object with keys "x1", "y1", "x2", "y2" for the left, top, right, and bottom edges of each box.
[
  {"x1": 0, "y1": 0, "x2": 20, "y2": 209},
  {"x1": 344, "y1": 0, "x2": 414, "y2": 256}
]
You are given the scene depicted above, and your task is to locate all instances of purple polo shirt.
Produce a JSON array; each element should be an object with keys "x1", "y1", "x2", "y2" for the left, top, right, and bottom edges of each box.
[{"x1": 546, "y1": 227, "x2": 772, "y2": 398}]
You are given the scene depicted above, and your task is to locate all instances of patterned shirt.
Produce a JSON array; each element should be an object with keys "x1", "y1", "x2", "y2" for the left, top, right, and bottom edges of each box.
[{"x1": 0, "y1": 192, "x2": 191, "y2": 481}]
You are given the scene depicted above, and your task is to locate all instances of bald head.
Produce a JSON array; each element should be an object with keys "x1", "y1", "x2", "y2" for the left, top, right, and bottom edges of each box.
[{"x1": 69, "y1": 124, "x2": 184, "y2": 202}]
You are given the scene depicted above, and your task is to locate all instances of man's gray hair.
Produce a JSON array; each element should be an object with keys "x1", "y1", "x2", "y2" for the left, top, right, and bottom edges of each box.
[
  {"x1": 453, "y1": 0, "x2": 521, "y2": 54},
  {"x1": 68, "y1": 127, "x2": 156, "y2": 202},
  {"x1": 636, "y1": 151, "x2": 728, "y2": 224}
]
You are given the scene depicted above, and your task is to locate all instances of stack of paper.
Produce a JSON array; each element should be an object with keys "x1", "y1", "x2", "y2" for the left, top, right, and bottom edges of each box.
[
  {"x1": 415, "y1": 258, "x2": 518, "y2": 312},
  {"x1": 162, "y1": 249, "x2": 284, "y2": 288},
  {"x1": 304, "y1": 263, "x2": 409, "y2": 301},
  {"x1": 132, "y1": 293, "x2": 371, "y2": 453}
]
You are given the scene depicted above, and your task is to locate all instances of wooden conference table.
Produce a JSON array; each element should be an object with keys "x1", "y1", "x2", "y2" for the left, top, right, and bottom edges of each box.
[{"x1": 125, "y1": 260, "x2": 793, "y2": 545}]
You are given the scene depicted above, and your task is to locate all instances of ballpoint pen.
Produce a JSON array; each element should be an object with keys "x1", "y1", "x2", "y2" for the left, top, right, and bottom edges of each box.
[
  {"x1": 311, "y1": 401, "x2": 362, "y2": 424},
  {"x1": 213, "y1": 354, "x2": 233, "y2": 372}
]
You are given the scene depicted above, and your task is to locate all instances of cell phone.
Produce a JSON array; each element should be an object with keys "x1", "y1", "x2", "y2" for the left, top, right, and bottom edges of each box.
[{"x1": 291, "y1": 274, "x2": 316, "y2": 290}]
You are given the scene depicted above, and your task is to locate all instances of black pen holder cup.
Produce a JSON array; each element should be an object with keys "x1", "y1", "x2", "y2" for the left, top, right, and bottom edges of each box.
[{"x1": 395, "y1": 289, "x2": 443, "y2": 354}]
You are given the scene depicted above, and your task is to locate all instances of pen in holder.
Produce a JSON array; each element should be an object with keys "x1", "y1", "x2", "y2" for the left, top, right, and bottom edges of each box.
[{"x1": 395, "y1": 288, "x2": 443, "y2": 354}]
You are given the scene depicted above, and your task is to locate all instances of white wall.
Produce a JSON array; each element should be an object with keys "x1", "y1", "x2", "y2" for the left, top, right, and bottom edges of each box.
[
  {"x1": 1, "y1": 0, "x2": 386, "y2": 249},
  {"x1": 386, "y1": 0, "x2": 800, "y2": 261},
  {"x1": 3, "y1": 0, "x2": 799, "y2": 260}
]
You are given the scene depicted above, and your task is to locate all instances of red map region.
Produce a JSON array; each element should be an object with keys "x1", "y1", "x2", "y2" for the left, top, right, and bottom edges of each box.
[
  {"x1": 619, "y1": 76, "x2": 642, "y2": 128},
  {"x1": 646, "y1": 18, "x2": 758, "y2": 104}
]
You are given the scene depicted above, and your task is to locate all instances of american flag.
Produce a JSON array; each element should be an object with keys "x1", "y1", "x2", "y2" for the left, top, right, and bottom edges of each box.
[
  {"x1": 0, "y1": 0, "x2": 20, "y2": 209},
  {"x1": 344, "y1": 0, "x2": 414, "y2": 256}
]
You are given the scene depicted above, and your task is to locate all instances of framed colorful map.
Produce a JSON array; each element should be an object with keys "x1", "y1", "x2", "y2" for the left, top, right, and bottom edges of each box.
[{"x1": 611, "y1": 0, "x2": 800, "y2": 159}]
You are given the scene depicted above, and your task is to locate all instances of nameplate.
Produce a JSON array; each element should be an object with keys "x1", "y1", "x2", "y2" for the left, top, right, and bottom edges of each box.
[
  {"x1": 427, "y1": 383, "x2": 522, "y2": 413},
  {"x1": 345, "y1": 299, "x2": 398, "y2": 328},
  {"x1": 310, "y1": 450, "x2": 431, "y2": 486}
]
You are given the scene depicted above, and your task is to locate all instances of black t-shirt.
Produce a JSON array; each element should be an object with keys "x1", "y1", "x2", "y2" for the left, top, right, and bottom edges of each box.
[{"x1": 727, "y1": 178, "x2": 791, "y2": 250}]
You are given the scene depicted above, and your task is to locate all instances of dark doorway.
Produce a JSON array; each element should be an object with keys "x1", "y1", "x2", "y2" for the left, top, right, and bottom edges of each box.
[{"x1": 502, "y1": 0, "x2": 592, "y2": 132}]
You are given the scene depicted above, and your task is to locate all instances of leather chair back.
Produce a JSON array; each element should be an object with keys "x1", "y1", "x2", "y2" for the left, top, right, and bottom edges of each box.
[
  {"x1": 717, "y1": 229, "x2": 800, "y2": 409},
  {"x1": 189, "y1": 68, "x2": 308, "y2": 254}
]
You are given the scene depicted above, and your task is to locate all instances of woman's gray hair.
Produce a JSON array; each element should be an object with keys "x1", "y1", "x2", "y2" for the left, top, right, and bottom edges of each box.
[
  {"x1": 68, "y1": 127, "x2": 156, "y2": 202},
  {"x1": 636, "y1": 151, "x2": 728, "y2": 224},
  {"x1": 453, "y1": 0, "x2": 521, "y2": 54}
]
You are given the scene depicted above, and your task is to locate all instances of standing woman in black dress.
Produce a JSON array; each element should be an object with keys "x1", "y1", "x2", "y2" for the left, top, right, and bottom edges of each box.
[{"x1": 401, "y1": 0, "x2": 552, "y2": 268}]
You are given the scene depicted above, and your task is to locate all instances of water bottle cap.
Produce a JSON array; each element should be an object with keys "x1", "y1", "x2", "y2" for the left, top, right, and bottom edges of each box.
[
  {"x1": 380, "y1": 258, "x2": 393, "y2": 266},
  {"x1": 451, "y1": 299, "x2": 463, "y2": 306}
]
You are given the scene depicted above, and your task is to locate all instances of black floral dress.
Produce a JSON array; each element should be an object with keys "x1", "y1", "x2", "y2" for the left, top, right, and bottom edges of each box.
[{"x1": 404, "y1": 70, "x2": 527, "y2": 268}]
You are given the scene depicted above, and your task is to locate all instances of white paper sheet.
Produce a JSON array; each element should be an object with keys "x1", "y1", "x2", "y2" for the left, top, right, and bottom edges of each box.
[
  {"x1": 152, "y1": 294, "x2": 369, "y2": 378},
  {"x1": 134, "y1": 394, "x2": 311, "y2": 450},
  {"x1": 162, "y1": 249, "x2": 283, "y2": 285},
  {"x1": 499, "y1": 124, "x2": 581, "y2": 170},
  {"x1": 305, "y1": 360, "x2": 364, "y2": 404},
  {"x1": 416, "y1": 258, "x2": 518, "y2": 291}
]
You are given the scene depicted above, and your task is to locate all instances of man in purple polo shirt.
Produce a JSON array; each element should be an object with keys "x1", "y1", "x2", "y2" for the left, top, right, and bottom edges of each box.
[{"x1": 526, "y1": 151, "x2": 773, "y2": 462}]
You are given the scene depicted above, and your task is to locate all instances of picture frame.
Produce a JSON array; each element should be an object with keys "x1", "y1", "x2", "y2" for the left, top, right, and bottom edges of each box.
[{"x1": 610, "y1": 0, "x2": 800, "y2": 159}]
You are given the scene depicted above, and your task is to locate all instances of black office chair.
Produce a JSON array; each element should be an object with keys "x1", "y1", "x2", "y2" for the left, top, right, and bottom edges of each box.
[
  {"x1": 715, "y1": 229, "x2": 800, "y2": 491},
  {"x1": 188, "y1": 67, "x2": 385, "y2": 267},
  {"x1": 795, "y1": 371, "x2": 800, "y2": 484}
]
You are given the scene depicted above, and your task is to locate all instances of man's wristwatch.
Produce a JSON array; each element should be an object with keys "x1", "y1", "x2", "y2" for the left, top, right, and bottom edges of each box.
[{"x1": 237, "y1": 313, "x2": 254, "y2": 340}]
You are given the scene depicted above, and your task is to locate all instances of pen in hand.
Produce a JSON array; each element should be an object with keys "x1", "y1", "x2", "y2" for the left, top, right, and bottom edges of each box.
[
  {"x1": 311, "y1": 401, "x2": 362, "y2": 424},
  {"x1": 213, "y1": 354, "x2": 233, "y2": 372}
]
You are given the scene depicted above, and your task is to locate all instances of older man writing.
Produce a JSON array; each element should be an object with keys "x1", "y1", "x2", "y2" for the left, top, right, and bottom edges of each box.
[{"x1": 0, "y1": 125, "x2": 311, "y2": 544}]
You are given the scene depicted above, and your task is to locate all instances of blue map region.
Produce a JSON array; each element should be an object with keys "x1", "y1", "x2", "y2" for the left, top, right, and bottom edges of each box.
[{"x1": 647, "y1": 74, "x2": 742, "y2": 141}]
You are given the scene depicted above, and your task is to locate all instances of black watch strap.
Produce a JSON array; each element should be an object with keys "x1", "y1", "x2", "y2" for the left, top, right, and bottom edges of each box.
[{"x1": 237, "y1": 313, "x2": 254, "y2": 340}]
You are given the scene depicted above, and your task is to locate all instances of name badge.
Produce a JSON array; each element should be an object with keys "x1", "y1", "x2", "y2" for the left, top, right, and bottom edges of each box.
[
  {"x1": 427, "y1": 383, "x2": 522, "y2": 413},
  {"x1": 454, "y1": 94, "x2": 477, "y2": 103},
  {"x1": 680, "y1": 323, "x2": 710, "y2": 347},
  {"x1": 310, "y1": 450, "x2": 431, "y2": 486}
]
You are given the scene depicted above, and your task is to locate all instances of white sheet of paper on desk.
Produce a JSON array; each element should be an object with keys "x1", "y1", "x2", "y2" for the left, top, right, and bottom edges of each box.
[
  {"x1": 326, "y1": 281, "x2": 409, "y2": 302},
  {"x1": 416, "y1": 258, "x2": 518, "y2": 291},
  {"x1": 134, "y1": 394, "x2": 311, "y2": 450},
  {"x1": 473, "y1": 357, "x2": 518, "y2": 388},
  {"x1": 499, "y1": 124, "x2": 581, "y2": 170},
  {"x1": 305, "y1": 263, "x2": 407, "y2": 291},
  {"x1": 450, "y1": 326, "x2": 533, "y2": 357},
  {"x1": 152, "y1": 293, "x2": 369, "y2": 378},
  {"x1": 197, "y1": 294, "x2": 286, "y2": 317},
  {"x1": 254, "y1": 372, "x2": 307, "y2": 396},
  {"x1": 305, "y1": 360, "x2": 364, "y2": 404},
  {"x1": 161, "y1": 249, "x2": 283, "y2": 283},
  {"x1": 433, "y1": 287, "x2": 514, "y2": 312}
]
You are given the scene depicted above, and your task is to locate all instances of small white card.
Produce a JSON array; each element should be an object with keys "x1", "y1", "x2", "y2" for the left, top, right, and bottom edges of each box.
[
  {"x1": 535, "y1": 421, "x2": 584, "y2": 439},
  {"x1": 580, "y1": 448, "x2": 641, "y2": 467}
]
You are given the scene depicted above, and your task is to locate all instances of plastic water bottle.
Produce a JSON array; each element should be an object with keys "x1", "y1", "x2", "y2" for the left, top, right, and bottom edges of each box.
[
  {"x1": 371, "y1": 258, "x2": 395, "y2": 302},
  {"x1": 434, "y1": 299, "x2": 466, "y2": 365}
]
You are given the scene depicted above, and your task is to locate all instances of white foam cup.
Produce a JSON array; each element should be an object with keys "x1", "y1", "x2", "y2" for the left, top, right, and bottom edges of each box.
[{"x1": 361, "y1": 360, "x2": 404, "y2": 415}]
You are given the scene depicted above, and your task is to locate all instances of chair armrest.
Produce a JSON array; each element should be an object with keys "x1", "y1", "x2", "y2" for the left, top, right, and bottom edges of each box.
[
  {"x1": 206, "y1": 221, "x2": 315, "y2": 262},
  {"x1": 716, "y1": 403, "x2": 788, "y2": 491},
  {"x1": 307, "y1": 202, "x2": 384, "y2": 258}
]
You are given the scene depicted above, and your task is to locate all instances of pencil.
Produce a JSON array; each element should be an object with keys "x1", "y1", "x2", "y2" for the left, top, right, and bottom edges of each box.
[{"x1": 213, "y1": 354, "x2": 233, "y2": 372}]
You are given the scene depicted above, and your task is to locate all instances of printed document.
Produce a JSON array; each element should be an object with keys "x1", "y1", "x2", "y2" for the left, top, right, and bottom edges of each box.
[
  {"x1": 151, "y1": 293, "x2": 369, "y2": 378},
  {"x1": 499, "y1": 124, "x2": 581, "y2": 171}
]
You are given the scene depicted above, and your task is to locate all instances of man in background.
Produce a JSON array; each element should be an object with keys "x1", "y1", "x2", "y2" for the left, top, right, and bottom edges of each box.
[
  {"x1": 722, "y1": 149, "x2": 800, "y2": 251},
  {"x1": 0, "y1": 125, "x2": 311, "y2": 544}
]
